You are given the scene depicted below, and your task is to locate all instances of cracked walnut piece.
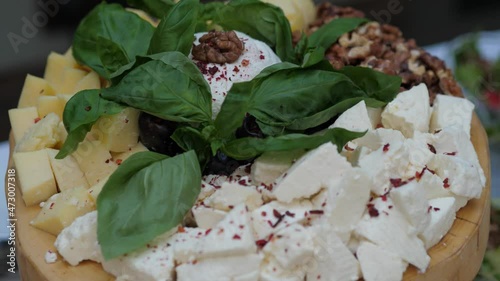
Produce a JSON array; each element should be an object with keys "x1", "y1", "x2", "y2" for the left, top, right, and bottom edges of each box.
[{"x1": 192, "y1": 30, "x2": 245, "y2": 64}]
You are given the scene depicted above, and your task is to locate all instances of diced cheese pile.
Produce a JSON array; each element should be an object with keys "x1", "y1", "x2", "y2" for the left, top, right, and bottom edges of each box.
[
  {"x1": 53, "y1": 83, "x2": 485, "y2": 281},
  {"x1": 9, "y1": 49, "x2": 145, "y2": 236}
]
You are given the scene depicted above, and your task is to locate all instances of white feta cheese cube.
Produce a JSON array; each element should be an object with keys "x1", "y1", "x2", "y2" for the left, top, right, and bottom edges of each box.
[
  {"x1": 273, "y1": 143, "x2": 352, "y2": 202},
  {"x1": 430, "y1": 94, "x2": 475, "y2": 137},
  {"x1": 390, "y1": 181, "x2": 431, "y2": 234},
  {"x1": 420, "y1": 197, "x2": 456, "y2": 249},
  {"x1": 204, "y1": 182, "x2": 263, "y2": 211},
  {"x1": 198, "y1": 180, "x2": 218, "y2": 201},
  {"x1": 354, "y1": 128, "x2": 405, "y2": 151},
  {"x1": 403, "y1": 131, "x2": 434, "y2": 178},
  {"x1": 252, "y1": 199, "x2": 313, "y2": 240},
  {"x1": 357, "y1": 241, "x2": 407, "y2": 281},
  {"x1": 176, "y1": 254, "x2": 261, "y2": 281},
  {"x1": 354, "y1": 198, "x2": 430, "y2": 271},
  {"x1": 427, "y1": 154, "x2": 483, "y2": 199},
  {"x1": 260, "y1": 256, "x2": 306, "y2": 281},
  {"x1": 251, "y1": 150, "x2": 305, "y2": 185},
  {"x1": 381, "y1": 84, "x2": 431, "y2": 138},
  {"x1": 323, "y1": 168, "x2": 372, "y2": 242},
  {"x1": 306, "y1": 224, "x2": 360, "y2": 281},
  {"x1": 419, "y1": 170, "x2": 468, "y2": 211},
  {"x1": 329, "y1": 100, "x2": 372, "y2": 133},
  {"x1": 348, "y1": 146, "x2": 372, "y2": 167},
  {"x1": 358, "y1": 141, "x2": 410, "y2": 195},
  {"x1": 16, "y1": 113, "x2": 61, "y2": 152},
  {"x1": 192, "y1": 206, "x2": 227, "y2": 229},
  {"x1": 102, "y1": 230, "x2": 176, "y2": 281},
  {"x1": 263, "y1": 224, "x2": 314, "y2": 269},
  {"x1": 54, "y1": 211, "x2": 103, "y2": 266},
  {"x1": 199, "y1": 204, "x2": 257, "y2": 259},
  {"x1": 366, "y1": 106, "x2": 383, "y2": 129},
  {"x1": 170, "y1": 227, "x2": 206, "y2": 264}
]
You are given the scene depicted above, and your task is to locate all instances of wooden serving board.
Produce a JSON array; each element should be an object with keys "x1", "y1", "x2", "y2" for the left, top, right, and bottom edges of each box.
[{"x1": 5, "y1": 114, "x2": 491, "y2": 281}]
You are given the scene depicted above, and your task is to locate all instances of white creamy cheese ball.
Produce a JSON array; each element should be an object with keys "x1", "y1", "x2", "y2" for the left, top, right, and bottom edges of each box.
[{"x1": 190, "y1": 31, "x2": 281, "y2": 118}]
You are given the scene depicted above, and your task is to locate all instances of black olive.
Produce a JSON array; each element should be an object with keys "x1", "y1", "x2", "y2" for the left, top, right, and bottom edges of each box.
[
  {"x1": 235, "y1": 115, "x2": 265, "y2": 139},
  {"x1": 203, "y1": 151, "x2": 242, "y2": 176},
  {"x1": 138, "y1": 112, "x2": 183, "y2": 156}
]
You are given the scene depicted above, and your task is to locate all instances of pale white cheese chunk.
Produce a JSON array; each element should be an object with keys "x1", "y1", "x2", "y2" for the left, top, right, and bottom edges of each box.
[
  {"x1": 54, "y1": 211, "x2": 103, "y2": 266},
  {"x1": 430, "y1": 94, "x2": 475, "y2": 137},
  {"x1": 403, "y1": 131, "x2": 434, "y2": 178},
  {"x1": 260, "y1": 256, "x2": 306, "y2": 281},
  {"x1": 329, "y1": 100, "x2": 373, "y2": 133},
  {"x1": 44, "y1": 250, "x2": 58, "y2": 264},
  {"x1": 353, "y1": 128, "x2": 405, "y2": 151},
  {"x1": 419, "y1": 170, "x2": 468, "y2": 212},
  {"x1": 16, "y1": 113, "x2": 61, "y2": 152},
  {"x1": 427, "y1": 154, "x2": 483, "y2": 199},
  {"x1": 176, "y1": 254, "x2": 262, "y2": 281},
  {"x1": 252, "y1": 199, "x2": 313, "y2": 240},
  {"x1": 357, "y1": 241, "x2": 407, "y2": 281},
  {"x1": 390, "y1": 181, "x2": 431, "y2": 234},
  {"x1": 263, "y1": 224, "x2": 314, "y2": 269},
  {"x1": 251, "y1": 150, "x2": 305, "y2": 185},
  {"x1": 366, "y1": 106, "x2": 383, "y2": 129},
  {"x1": 102, "y1": 230, "x2": 176, "y2": 281},
  {"x1": 203, "y1": 182, "x2": 263, "y2": 211},
  {"x1": 198, "y1": 204, "x2": 256, "y2": 259},
  {"x1": 306, "y1": 224, "x2": 360, "y2": 281},
  {"x1": 354, "y1": 198, "x2": 430, "y2": 271},
  {"x1": 170, "y1": 227, "x2": 206, "y2": 264},
  {"x1": 192, "y1": 205, "x2": 227, "y2": 229},
  {"x1": 420, "y1": 197, "x2": 456, "y2": 249},
  {"x1": 381, "y1": 83, "x2": 431, "y2": 138},
  {"x1": 273, "y1": 143, "x2": 352, "y2": 202}
]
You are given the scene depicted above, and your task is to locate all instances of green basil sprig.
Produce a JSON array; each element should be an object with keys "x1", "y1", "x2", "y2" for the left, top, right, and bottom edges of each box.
[
  {"x1": 97, "y1": 150, "x2": 201, "y2": 260},
  {"x1": 56, "y1": 89, "x2": 125, "y2": 159},
  {"x1": 222, "y1": 128, "x2": 365, "y2": 160},
  {"x1": 148, "y1": 0, "x2": 199, "y2": 56},
  {"x1": 101, "y1": 52, "x2": 213, "y2": 123},
  {"x1": 73, "y1": 3, "x2": 155, "y2": 79}
]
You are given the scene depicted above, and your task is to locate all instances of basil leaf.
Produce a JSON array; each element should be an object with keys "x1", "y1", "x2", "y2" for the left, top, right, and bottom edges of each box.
[
  {"x1": 126, "y1": 0, "x2": 176, "y2": 18},
  {"x1": 73, "y1": 3, "x2": 155, "y2": 79},
  {"x1": 222, "y1": 128, "x2": 365, "y2": 160},
  {"x1": 208, "y1": 0, "x2": 295, "y2": 62},
  {"x1": 148, "y1": 0, "x2": 199, "y2": 56},
  {"x1": 171, "y1": 126, "x2": 211, "y2": 167},
  {"x1": 307, "y1": 17, "x2": 368, "y2": 51},
  {"x1": 97, "y1": 36, "x2": 130, "y2": 77},
  {"x1": 195, "y1": 2, "x2": 226, "y2": 32},
  {"x1": 56, "y1": 90, "x2": 125, "y2": 159},
  {"x1": 97, "y1": 150, "x2": 201, "y2": 260},
  {"x1": 102, "y1": 52, "x2": 212, "y2": 123}
]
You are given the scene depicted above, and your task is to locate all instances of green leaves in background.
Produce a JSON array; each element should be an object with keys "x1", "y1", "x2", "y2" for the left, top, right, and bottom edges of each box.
[
  {"x1": 97, "y1": 150, "x2": 201, "y2": 260},
  {"x1": 222, "y1": 128, "x2": 365, "y2": 160},
  {"x1": 148, "y1": 0, "x2": 199, "y2": 56},
  {"x1": 101, "y1": 52, "x2": 213, "y2": 123},
  {"x1": 73, "y1": 3, "x2": 155, "y2": 79},
  {"x1": 171, "y1": 126, "x2": 212, "y2": 167},
  {"x1": 126, "y1": 0, "x2": 176, "y2": 18},
  {"x1": 56, "y1": 89, "x2": 125, "y2": 159}
]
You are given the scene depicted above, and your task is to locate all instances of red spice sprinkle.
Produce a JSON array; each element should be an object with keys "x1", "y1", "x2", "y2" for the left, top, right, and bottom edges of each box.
[
  {"x1": 434, "y1": 129, "x2": 442, "y2": 134},
  {"x1": 434, "y1": 207, "x2": 441, "y2": 211},
  {"x1": 239, "y1": 225, "x2": 244, "y2": 229},
  {"x1": 261, "y1": 211, "x2": 267, "y2": 217},
  {"x1": 244, "y1": 165, "x2": 251, "y2": 174},
  {"x1": 273, "y1": 209, "x2": 282, "y2": 219},
  {"x1": 232, "y1": 234, "x2": 241, "y2": 240},
  {"x1": 208, "y1": 66, "x2": 219, "y2": 76},
  {"x1": 285, "y1": 211, "x2": 295, "y2": 218},
  {"x1": 241, "y1": 59, "x2": 250, "y2": 67},
  {"x1": 177, "y1": 226, "x2": 186, "y2": 233},
  {"x1": 116, "y1": 159, "x2": 123, "y2": 165},
  {"x1": 344, "y1": 144, "x2": 354, "y2": 151},
  {"x1": 84, "y1": 106, "x2": 92, "y2": 111},
  {"x1": 309, "y1": 210, "x2": 325, "y2": 215},
  {"x1": 368, "y1": 206, "x2": 379, "y2": 217},
  {"x1": 383, "y1": 143, "x2": 390, "y2": 152},
  {"x1": 443, "y1": 178, "x2": 450, "y2": 188},
  {"x1": 105, "y1": 159, "x2": 110, "y2": 164},
  {"x1": 376, "y1": 123, "x2": 384, "y2": 128},
  {"x1": 388, "y1": 205, "x2": 393, "y2": 209},
  {"x1": 381, "y1": 194, "x2": 388, "y2": 202},
  {"x1": 259, "y1": 55, "x2": 265, "y2": 60},
  {"x1": 233, "y1": 66, "x2": 240, "y2": 73},
  {"x1": 427, "y1": 143, "x2": 437, "y2": 154},
  {"x1": 383, "y1": 211, "x2": 389, "y2": 216},
  {"x1": 34, "y1": 117, "x2": 41, "y2": 123},
  {"x1": 427, "y1": 206, "x2": 432, "y2": 213},
  {"x1": 238, "y1": 179, "x2": 247, "y2": 186},
  {"x1": 49, "y1": 202, "x2": 55, "y2": 209},
  {"x1": 272, "y1": 215, "x2": 285, "y2": 228},
  {"x1": 256, "y1": 239, "x2": 268, "y2": 248},
  {"x1": 445, "y1": 152, "x2": 457, "y2": 156},
  {"x1": 390, "y1": 178, "x2": 406, "y2": 188},
  {"x1": 205, "y1": 229, "x2": 212, "y2": 235}
]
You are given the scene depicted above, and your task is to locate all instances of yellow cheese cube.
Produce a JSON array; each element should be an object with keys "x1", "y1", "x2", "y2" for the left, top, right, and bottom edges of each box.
[
  {"x1": 87, "y1": 176, "x2": 109, "y2": 203},
  {"x1": 64, "y1": 47, "x2": 79, "y2": 67},
  {"x1": 74, "y1": 71, "x2": 101, "y2": 92},
  {"x1": 8, "y1": 107, "x2": 39, "y2": 142},
  {"x1": 37, "y1": 95, "x2": 64, "y2": 119},
  {"x1": 13, "y1": 150, "x2": 57, "y2": 206},
  {"x1": 91, "y1": 108, "x2": 141, "y2": 153},
  {"x1": 60, "y1": 68, "x2": 88, "y2": 94},
  {"x1": 112, "y1": 142, "x2": 148, "y2": 163},
  {"x1": 46, "y1": 148, "x2": 89, "y2": 192},
  {"x1": 44, "y1": 52, "x2": 76, "y2": 91},
  {"x1": 15, "y1": 113, "x2": 60, "y2": 153},
  {"x1": 56, "y1": 121, "x2": 68, "y2": 149},
  {"x1": 18, "y1": 75, "x2": 56, "y2": 108},
  {"x1": 30, "y1": 186, "x2": 95, "y2": 236},
  {"x1": 72, "y1": 140, "x2": 118, "y2": 186}
]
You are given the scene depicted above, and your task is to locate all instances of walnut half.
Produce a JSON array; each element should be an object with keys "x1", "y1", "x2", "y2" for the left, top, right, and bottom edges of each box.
[{"x1": 192, "y1": 31, "x2": 244, "y2": 64}]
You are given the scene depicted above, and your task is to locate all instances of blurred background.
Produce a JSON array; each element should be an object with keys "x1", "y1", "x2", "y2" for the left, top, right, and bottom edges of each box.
[{"x1": 0, "y1": 0, "x2": 499, "y2": 280}]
